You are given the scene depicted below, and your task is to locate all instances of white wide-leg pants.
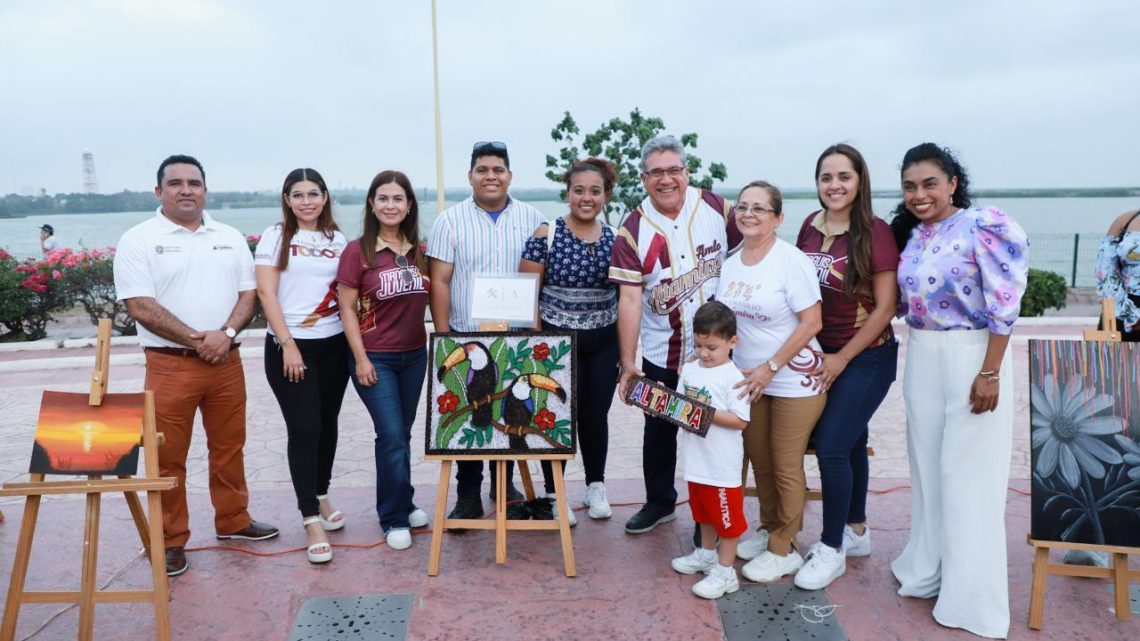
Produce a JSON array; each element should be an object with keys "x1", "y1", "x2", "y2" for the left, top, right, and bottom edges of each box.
[{"x1": 891, "y1": 328, "x2": 1013, "y2": 639}]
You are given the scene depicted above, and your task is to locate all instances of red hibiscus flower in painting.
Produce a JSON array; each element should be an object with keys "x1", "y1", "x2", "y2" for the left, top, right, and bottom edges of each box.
[
  {"x1": 437, "y1": 391, "x2": 459, "y2": 414},
  {"x1": 533, "y1": 342, "x2": 551, "y2": 361},
  {"x1": 534, "y1": 408, "x2": 556, "y2": 430}
]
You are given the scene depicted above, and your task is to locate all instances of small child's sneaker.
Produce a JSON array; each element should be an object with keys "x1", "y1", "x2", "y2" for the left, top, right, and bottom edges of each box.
[
  {"x1": 583, "y1": 482, "x2": 612, "y2": 520},
  {"x1": 692, "y1": 565, "x2": 739, "y2": 599},
  {"x1": 736, "y1": 528, "x2": 770, "y2": 560},
  {"x1": 671, "y1": 547, "x2": 716, "y2": 575},
  {"x1": 794, "y1": 542, "x2": 846, "y2": 590},
  {"x1": 842, "y1": 524, "x2": 871, "y2": 557}
]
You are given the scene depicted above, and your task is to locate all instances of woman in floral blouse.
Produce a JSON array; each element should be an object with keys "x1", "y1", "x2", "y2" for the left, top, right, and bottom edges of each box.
[
  {"x1": 1094, "y1": 208, "x2": 1140, "y2": 340},
  {"x1": 888, "y1": 143, "x2": 1028, "y2": 639},
  {"x1": 519, "y1": 158, "x2": 620, "y2": 524}
]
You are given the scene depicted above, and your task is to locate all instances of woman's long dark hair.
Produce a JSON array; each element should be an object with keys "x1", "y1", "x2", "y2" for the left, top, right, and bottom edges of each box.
[
  {"x1": 278, "y1": 168, "x2": 338, "y2": 270},
  {"x1": 889, "y1": 143, "x2": 972, "y2": 251},
  {"x1": 361, "y1": 170, "x2": 422, "y2": 269},
  {"x1": 816, "y1": 144, "x2": 875, "y2": 300}
]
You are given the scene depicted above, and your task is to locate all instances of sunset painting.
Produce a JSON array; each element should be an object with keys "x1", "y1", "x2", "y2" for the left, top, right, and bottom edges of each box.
[{"x1": 29, "y1": 391, "x2": 144, "y2": 476}]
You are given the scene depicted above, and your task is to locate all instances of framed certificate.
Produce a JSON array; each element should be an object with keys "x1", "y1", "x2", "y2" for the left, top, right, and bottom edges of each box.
[{"x1": 470, "y1": 272, "x2": 540, "y2": 328}]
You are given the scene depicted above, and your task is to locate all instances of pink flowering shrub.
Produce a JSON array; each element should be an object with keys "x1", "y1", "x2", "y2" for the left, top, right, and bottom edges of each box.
[{"x1": 59, "y1": 247, "x2": 136, "y2": 336}]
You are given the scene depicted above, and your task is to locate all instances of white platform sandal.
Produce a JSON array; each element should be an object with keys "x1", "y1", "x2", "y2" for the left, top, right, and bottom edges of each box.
[
  {"x1": 315, "y1": 494, "x2": 345, "y2": 531},
  {"x1": 303, "y1": 516, "x2": 332, "y2": 564}
]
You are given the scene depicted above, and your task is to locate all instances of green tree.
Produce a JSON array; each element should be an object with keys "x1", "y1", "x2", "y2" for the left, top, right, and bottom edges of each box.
[{"x1": 544, "y1": 109, "x2": 727, "y2": 225}]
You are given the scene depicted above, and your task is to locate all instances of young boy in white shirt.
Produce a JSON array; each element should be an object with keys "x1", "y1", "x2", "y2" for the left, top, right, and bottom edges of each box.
[{"x1": 670, "y1": 301, "x2": 751, "y2": 599}]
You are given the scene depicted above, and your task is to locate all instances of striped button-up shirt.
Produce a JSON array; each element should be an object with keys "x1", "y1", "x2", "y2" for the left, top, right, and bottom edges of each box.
[{"x1": 426, "y1": 196, "x2": 548, "y2": 331}]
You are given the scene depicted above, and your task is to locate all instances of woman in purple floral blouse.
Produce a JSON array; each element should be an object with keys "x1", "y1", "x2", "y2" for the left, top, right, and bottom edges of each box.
[{"x1": 887, "y1": 143, "x2": 1028, "y2": 639}]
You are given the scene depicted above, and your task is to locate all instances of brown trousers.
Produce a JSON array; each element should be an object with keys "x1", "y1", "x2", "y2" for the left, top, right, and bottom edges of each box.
[
  {"x1": 743, "y1": 393, "x2": 826, "y2": 556},
  {"x1": 145, "y1": 350, "x2": 252, "y2": 547}
]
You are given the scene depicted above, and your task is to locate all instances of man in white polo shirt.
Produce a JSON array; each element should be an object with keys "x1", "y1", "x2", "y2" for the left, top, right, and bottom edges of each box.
[
  {"x1": 113, "y1": 155, "x2": 278, "y2": 577},
  {"x1": 427, "y1": 141, "x2": 547, "y2": 522},
  {"x1": 610, "y1": 135, "x2": 741, "y2": 534}
]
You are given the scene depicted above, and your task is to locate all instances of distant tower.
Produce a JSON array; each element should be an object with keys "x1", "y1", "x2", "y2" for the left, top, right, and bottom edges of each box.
[{"x1": 81, "y1": 149, "x2": 98, "y2": 193}]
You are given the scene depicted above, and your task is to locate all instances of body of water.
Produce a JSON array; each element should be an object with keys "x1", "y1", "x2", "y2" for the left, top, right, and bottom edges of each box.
[{"x1": 4, "y1": 196, "x2": 1135, "y2": 287}]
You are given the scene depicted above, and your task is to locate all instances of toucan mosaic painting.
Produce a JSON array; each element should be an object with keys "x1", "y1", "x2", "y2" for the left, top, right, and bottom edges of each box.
[{"x1": 426, "y1": 332, "x2": 576, "y2": 455}]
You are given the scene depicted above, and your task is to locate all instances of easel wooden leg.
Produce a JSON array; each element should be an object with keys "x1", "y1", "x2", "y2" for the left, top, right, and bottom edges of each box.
[
  {"x1": 121, "y1": 481, "x2": 151, "y2": 555},
  {"x1": 551, "y1": 462, "x2": 576, "y2": 577},
  {"x1": 147, "y1": 488, "x2": 172, "y2": 641},
  {"x1": 77, "y1": 489, "x2": 102, "y2": 640},
  {"x1": 1028, "y1": 544, "x2": 1049, "y2": 630},
  {"x1": 428, "y1": 460, "x2": 452, "y2": 577},
  {"x1": 1112, "y1": 552, "x2": 1131, "y2": 621},
  {"x1": 1, "y1": 490, "x2": 42, "y2": 640},
  {"x1": 495, "y1": 460, "x2": 507, "y2": 564},
  {"x1": 517, "y1": 460, "x2": 536, "y2": 501}
]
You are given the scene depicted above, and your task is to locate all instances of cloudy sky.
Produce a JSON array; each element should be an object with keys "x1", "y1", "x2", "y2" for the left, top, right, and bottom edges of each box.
[{"x1": 2, "y1": 0, "x2": 1138, "y2": 195}]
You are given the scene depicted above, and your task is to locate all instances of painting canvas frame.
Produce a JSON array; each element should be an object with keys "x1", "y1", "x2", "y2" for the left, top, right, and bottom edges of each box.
[
  {"x1": 1028, "y1": 339, "x2": 1140, "y2": 548},
  {"x1": 426, "y1": 331, "x2": 576, "y2": 456},
  {"x1": 29, "y1": 391, "x2": 145, "y2": 476}
]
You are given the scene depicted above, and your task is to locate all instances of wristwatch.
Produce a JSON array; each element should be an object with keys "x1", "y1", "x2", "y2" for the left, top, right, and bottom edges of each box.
[
  {"x1": 766, "y1": 359, "x2": 779, "y2": 373},
  {"x1": 222, "y1": 326, "x2": 238, "y2": 340}
]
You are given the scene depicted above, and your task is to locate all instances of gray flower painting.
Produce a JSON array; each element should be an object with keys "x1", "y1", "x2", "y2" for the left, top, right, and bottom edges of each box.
[{"x1": 1029, "y1": 340, "x2": 1140, "y2": 547}]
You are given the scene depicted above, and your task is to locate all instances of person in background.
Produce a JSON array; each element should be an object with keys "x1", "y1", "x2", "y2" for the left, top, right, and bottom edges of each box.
[
  {"x1": 792, "y1": 144, "x2": 899, "y2": 590},
  {"x1": 427, "y1": 141, "x2": 547, "y2": 522},
  {"x1": 113, "y1": 154, "x2": 277, "y2": 578},
  {"x1": 889, "y1": 143, "x2": 1028, "y2": 639},
  {"x1": 255, "y1": 168, "x2": 349, "y2": 564},
  {"x1": 338, "y1": 170, "x2": 431, "y2": 550},
  {"x1": 1094, "y1": 207, "x2": 1140, "y2": 341},
  {"x1": 610, "y1": 134, "x2": 740, "y2": 535},
  {"x1": 519, "y1": 158, "x2": 621, "y2": 525},
  {"x1": 716, "y1": 179, "x2": 825, "y2": 583},
  {"x1": 39, "y1": 224, "x2": 61, "y2": 254},
  {"x1": 668, "y1": 301, "x2": 751, "y2": 599}
]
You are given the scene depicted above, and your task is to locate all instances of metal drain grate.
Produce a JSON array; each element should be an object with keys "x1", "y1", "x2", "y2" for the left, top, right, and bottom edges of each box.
[
  {"x1": 1105, "y1": 583, "x2": 1140, "y2": 615},
  {"x1": 718, "y1": 584, "x2": 847, "y2": 641},
  {"x1": 288, "y1": 593, "x2": 413, "y2": 640}
]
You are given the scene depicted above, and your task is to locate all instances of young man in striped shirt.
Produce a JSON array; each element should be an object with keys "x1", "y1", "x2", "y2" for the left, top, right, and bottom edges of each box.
[
  {"x1": 427, "y1": 141, "x2": 547, "y2": 521},
  {"x1": 610, "y1": 135, "x2": 741, "y2": 534}
]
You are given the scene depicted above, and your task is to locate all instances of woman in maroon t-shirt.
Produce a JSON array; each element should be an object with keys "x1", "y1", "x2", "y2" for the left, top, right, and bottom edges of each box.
[
  {"x1": 792, "y1": 144, "x2": 900, "y2": 591},
  {"x1": 337, "y1": 170, "x2": 431, "y2": 551}
]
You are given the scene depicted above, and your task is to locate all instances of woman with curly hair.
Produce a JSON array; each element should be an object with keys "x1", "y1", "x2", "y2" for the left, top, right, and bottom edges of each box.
[{"x1": 889, "y1": 143, "x2": 1029, "y2": 638}]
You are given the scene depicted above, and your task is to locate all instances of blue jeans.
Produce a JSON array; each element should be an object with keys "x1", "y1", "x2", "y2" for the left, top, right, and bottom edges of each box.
[
  {"x1": 813, "y1": 340, "x2": 898, "y2": 549},
  {"x1": 350, "y1": 347, "x2": 427, "y2": 532}
]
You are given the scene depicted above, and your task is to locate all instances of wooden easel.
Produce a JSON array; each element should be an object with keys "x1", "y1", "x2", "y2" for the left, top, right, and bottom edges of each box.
[
  {"x1": 0, "y1": 320, "x2": 177, "y2": 641},
  {"x1": 426, "y1": 320, "x2": 575, "y2": 577},
  {"x1": 1027, "y1": 298, "x2": 1138, "y2": 629}
]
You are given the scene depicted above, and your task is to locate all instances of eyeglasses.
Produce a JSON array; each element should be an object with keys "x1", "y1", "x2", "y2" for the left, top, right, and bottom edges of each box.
[
  {"x1": 394, "y1": 255, "x2": 415, "y2": 286},
  {"x1": 733, "y1": 204, "x2": 779, "y2": 217},
  {"x1": 288, "y1": 190, "x2": 324, "y2": 203},
  {"x1": 642, "y1": 166, "x2": 686, "y2": 180},
  {"x1": 472, "y1": 140, "x2": 507, "y2": 153}
]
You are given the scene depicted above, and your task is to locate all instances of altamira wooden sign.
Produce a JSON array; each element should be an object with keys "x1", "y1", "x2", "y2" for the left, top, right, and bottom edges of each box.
[{"x1": 625, "y1": 376, "x2": 714, "y2": 438}]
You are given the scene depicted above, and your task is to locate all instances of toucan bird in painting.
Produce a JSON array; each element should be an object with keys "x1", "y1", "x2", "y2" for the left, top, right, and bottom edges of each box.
[
  {"x1": 437, "y1": 342, "x2": 497, "y2": 427},
  {"x1": 501, "y1": 373, "x2": 567, "y2": 450}
]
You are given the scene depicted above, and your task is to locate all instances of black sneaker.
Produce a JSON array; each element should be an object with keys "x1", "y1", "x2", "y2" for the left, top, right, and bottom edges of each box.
[
  {"x1": 506, "y1": 500, "x2": 531, "y2": 520},
  {"x1": 624, "y1": 504, "x2": 677, "y2": 534},
  {"x1": 491, "y1": 485, "x2": 527, "y2": 504},
  {"x1": 448, "y1": 495, "x2": 484, "y2": 520},
  {"x1": 529, "y1": 497, "x2": 554, "y2": 520}
]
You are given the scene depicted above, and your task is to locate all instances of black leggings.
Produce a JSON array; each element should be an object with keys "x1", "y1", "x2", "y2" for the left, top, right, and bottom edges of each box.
[
  {"x1": 540, "y1": 322, "x2": 620, "y2": 493},
  {"x1": 264, "y1": 333, "x2": 350, "y2": 517}
]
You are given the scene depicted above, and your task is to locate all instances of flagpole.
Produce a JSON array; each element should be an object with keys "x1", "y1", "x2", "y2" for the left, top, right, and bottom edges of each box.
[{"x1": 431, "y1": 0, "x2": 446, "y2": 213}]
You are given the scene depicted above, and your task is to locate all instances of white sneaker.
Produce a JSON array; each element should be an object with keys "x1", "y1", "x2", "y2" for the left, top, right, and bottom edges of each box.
[
  {"x1": 842, "y1": 524, "x2": 871, "y2": 557},
  {"x1": 671, "y1": 547, "x2": 717, "y2": 575},
  {"x1": 794, "y1": 542, "x2": 846, "y2": 590},
  {"x1": 736, "y1": 528, "x2": 770, "y2": 561},
  {"x1": 549, "y1": 494, "x2": 577, "y2": 526},
  {"x1": 741, "y1": 549, "x2": 804, "y2": 582},
  {"x1": 408, "y1": 508, "x2": 429, "y2": 529},
  {"x1": 692, "y1": 565, "x2": 740, "y2": 599},
  {"x1": 583, "y1": 482, "x2": 612, "y2": 520},
  {"x1": 386, "y1": 528, "x2": 412, "y2": 550}
]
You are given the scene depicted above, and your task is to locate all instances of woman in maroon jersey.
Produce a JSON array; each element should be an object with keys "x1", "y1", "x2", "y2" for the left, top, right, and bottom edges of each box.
[
  {"x1": 792, "y1": 144, "x2": 899, "y2": 590},
  {"x1": 337, "y1": 170, "x2": 431, "y2": 551}
]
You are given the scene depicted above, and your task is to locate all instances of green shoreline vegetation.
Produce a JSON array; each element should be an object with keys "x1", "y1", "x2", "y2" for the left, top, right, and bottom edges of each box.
[{"x1": 2, "y1": 186, "x2": 1138, "y2": 218}]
